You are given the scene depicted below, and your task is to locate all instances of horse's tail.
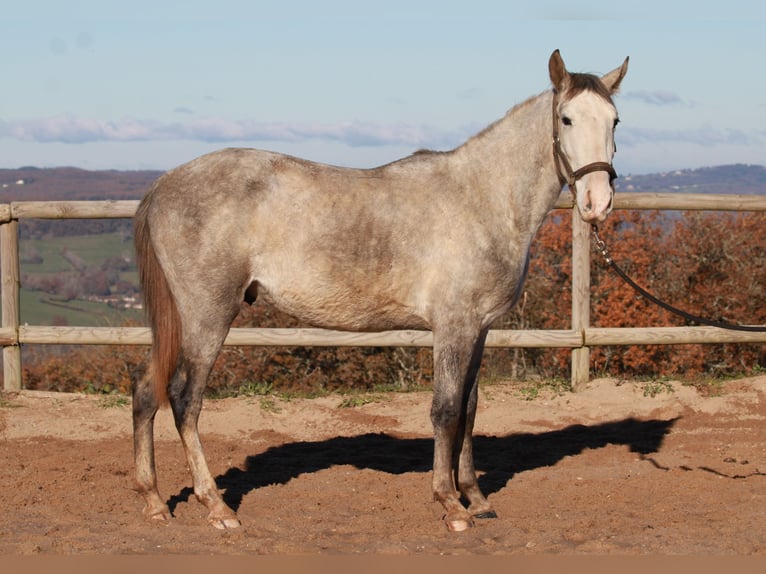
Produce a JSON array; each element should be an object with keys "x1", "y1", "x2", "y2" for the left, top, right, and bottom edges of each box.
[{"x1": 134, "y1": 198, "x2": 181, "y2": 408}]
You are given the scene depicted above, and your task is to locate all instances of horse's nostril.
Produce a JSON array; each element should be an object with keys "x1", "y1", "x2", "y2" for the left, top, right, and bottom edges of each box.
[{"x1": 584, "y1": 192, "x2": 593, "y2": 212}]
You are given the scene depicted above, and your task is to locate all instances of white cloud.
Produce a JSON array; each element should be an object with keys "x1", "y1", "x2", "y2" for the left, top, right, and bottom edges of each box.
[
  {"x1": 0, "y1": 115, "x2": 472, "y2": 150},
  {"x1": 623, "y1": 90, "x2": 688, "y2": 107}
]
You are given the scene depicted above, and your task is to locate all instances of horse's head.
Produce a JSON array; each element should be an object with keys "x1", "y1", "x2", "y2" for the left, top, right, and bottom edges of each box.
[{"x1": 549, "y1": 50, "x2": 629, "y2": 223}]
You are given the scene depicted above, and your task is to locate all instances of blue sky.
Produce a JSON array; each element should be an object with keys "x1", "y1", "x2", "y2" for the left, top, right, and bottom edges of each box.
[{"x1": 2, "y1": 1, "x2": 764, "y2": 175}]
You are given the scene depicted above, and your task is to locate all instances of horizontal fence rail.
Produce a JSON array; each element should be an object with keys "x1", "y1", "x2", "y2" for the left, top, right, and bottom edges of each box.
[
  {"x1": 5, "y1": 192, "x2": 766, "y2": 223},
  {"x1": 4, "y1": 324, "x2": 763, "y2": 348},
  {"x1": 2, "y1": 191, "x2": 766, "y2": 392}
]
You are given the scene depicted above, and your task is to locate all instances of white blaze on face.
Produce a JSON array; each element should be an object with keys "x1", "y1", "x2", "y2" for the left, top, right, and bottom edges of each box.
[{"x1": 559, "y1": 91, "x2": 618, "y2": 223}]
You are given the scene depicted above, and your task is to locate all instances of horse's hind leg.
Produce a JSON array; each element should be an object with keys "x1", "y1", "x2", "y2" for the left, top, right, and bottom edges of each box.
[
  {"x1": 168, "y1": 310, "x2": 241, "y2": 529},
  {"x1": 132, "y1": 362, "x2": 171, "y2": 523}
]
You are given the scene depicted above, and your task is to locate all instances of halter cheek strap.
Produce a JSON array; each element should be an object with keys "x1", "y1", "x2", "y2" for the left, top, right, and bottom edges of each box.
[{"x1": 552, "y1": 92, "x2": 618, "y2": 192}]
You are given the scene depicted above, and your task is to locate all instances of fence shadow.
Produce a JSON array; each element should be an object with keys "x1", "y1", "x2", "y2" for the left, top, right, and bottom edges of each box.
[{"x1": 165, "y1": 416, "x2": 677, "y2": 514}]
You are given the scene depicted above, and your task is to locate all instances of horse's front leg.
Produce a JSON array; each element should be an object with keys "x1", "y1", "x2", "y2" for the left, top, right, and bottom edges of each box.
[
  {"x1": 430, "y1": 328, "x2": 489, "y2": 531},
  {"x1": 456, "y1": 363, "x2": 497, "y2": 519}
]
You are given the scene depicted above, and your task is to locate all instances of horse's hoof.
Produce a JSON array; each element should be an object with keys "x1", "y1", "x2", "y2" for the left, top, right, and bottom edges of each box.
[
  {"x1": 148, "y1": 514, "x2": 170, "y2": 525},
  {"x1": 445, "y1": 517, "x2": 474, "y2": 532},
  {"x1": 209, "y1": 516, "x2": 242, "y2": 530},
  {"x1": 474, "y1": 510, "x2": 498, "y2": 520},
  {"x1": 143, "y1": 505, "x2": 171, "y2": 525}
]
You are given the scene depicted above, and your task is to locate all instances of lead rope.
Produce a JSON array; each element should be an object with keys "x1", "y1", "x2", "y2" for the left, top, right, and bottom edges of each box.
[{"x1": 590, "y1": 225, "x2": 766, "y2": 332}]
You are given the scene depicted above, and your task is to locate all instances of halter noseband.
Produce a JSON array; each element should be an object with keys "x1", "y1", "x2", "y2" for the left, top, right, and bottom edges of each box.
[{"x1": 551, "y1": 91, "x2": 617, "y2": 193}]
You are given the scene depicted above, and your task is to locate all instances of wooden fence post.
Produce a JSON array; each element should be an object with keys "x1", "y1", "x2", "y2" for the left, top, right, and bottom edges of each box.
[
  {"x1": 570, "y1": 208, "x2": 590, "y2": 391},
  {"x1": 1, "y1": 218, "x2": 21, "y2": 391}
]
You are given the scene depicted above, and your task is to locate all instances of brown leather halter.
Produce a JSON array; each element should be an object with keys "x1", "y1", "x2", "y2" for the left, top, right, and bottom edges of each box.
[{"x1": 551, "y1": 91, "x2": 618, "y2": 193}]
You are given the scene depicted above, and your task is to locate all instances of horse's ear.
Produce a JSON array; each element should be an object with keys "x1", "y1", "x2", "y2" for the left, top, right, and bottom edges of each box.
[
  {"x1": 601, "y1": 57, "x2": 630, "y2": 94},
  {"x1": 548, "y1": 49, "x2": 569, "y2": 93}
]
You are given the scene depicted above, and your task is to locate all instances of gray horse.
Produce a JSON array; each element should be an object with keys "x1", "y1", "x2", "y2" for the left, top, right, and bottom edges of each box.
[{"x1": 133, "y1": 50, "x2": 628, "y2": 531}]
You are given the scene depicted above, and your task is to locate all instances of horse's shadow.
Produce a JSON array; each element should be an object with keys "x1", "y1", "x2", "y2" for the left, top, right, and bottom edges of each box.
[{"x1": 167, "y1": 417, "x2": 677, "y2": 514}]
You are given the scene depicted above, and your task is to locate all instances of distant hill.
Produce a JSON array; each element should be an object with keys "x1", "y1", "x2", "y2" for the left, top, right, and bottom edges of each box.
[
  {"x1": 0, "y1": 167, "x2": 162, "y2": 202},
  {"x1": 616, "y1": 164, "x2": 766, "y2": 195},
  {"x1": 1, "y1": 163, "x2": 765, "y2": 203}
]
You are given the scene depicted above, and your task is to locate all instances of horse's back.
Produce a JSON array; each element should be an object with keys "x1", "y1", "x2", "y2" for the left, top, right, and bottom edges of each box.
[
  {"x1": 138, "y1": 148, "x2": 319, "y2": 267},
  {"x1": 141, "y1": 148, "x2": 288, "y2": 210}
]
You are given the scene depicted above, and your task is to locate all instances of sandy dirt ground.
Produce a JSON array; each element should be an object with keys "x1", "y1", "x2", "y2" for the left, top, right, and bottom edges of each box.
[{"x1": 1, "y1": 376, "x2": 765, "y2": 555}]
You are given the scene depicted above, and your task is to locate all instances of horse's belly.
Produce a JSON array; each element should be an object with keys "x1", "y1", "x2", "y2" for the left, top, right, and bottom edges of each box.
[{"x1": 257, "y1": 285, "x2": 430, "y2": 332}]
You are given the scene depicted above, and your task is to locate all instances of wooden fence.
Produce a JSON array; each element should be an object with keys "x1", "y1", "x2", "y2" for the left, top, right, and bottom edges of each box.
[{"x1": 2, "y1": 192, "x2": 766, "y2": 393}]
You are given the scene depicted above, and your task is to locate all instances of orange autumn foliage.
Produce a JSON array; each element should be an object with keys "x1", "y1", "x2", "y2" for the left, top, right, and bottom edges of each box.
[{"x1": 525, "y1": 209, "x2": 766, "y2": 378}]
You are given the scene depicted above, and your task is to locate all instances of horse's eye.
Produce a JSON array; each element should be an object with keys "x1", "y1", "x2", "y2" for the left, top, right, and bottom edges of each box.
[
  {"x1": 562, "y1": 116, "x2": 572, "y2": 126},
  {"x1": 613, "y1": 118, "x2": 620, "y2": 129}
]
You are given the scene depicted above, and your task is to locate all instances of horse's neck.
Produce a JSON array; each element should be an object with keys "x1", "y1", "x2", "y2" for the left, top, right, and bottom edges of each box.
[{"x1": 454, "y1": 91, "x2": 562, "y2": 238}]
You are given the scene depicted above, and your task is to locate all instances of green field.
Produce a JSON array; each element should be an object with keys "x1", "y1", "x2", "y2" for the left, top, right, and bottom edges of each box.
[
  {"x1": 19, "y1": 289, "x2": 143, "y2": 327},
  {"x1": 21, "y1": 232, "x2": 133, "y2": 273},
  {"x1": 19, "y1": 232, "x2": 144, "y2": 327}
]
